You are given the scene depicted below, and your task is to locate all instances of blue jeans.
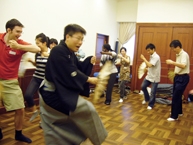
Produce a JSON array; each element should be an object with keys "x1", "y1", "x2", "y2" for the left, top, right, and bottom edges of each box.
[
  {"x1": 141, "y1": 79, "x2": 158, "y2": 107},
  {"x1": 24, "y1": 77, "x2": 43, "y2": 107}
]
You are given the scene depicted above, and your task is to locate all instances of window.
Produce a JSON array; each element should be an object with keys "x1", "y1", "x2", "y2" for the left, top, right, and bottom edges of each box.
[{"x1": 123, "y1": 35, "x2": 135, "y2": 65}]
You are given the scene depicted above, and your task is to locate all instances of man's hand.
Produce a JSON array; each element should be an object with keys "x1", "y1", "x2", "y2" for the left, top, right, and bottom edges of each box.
[
  {"x1": 189, "y1": 89, "x2": 193, "y2": 95},
  {"x1": 41, "y1": 52, "x2": 49, "y2": 57},
  {"x1": 144, "y1": 68, "x2": 148, "y2": 73},
  {"x1": 87, "y1": 77, "x2": 98, "y2": 85},
  {"x1": 140, "y1": 54, "x2": 145, "y2": 60},
  {"x1": 90, "y1": 56, "x2": 96, "y2": 64},
  {"x1": 166, "y1": 59, "x2": 174, "y2": 65},
  {"x1": 9, "y1": 40, "x2": 19, "y2": 49}
]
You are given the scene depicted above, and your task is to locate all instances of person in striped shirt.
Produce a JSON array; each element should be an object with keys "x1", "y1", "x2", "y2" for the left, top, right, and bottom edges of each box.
[
  {"x1": 100, "y1": 44, "x2": 118, "y2": 105},
  {"x1": 24, "y1": 33, "x2": 50, "y2": 122}
]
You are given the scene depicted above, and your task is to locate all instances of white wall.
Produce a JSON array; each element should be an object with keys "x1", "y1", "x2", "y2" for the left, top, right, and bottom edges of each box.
[
  {"x1": 0, "y1": 0, "x2": 118, "y2": 67},
  {"x1": 137, "y1": 0, "x2": 193, "y2": 23},
  {"x1": 116, "y1": 0, "x2": 193, "y2": 22},
  {"x1": 116, "y1": 0, "x2": 138, "y2": 22}
]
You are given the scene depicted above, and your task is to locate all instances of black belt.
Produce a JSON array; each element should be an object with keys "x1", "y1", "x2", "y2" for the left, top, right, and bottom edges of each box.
[{"x1": 175, "y1": 73, "x2": 188, "y2": 76}]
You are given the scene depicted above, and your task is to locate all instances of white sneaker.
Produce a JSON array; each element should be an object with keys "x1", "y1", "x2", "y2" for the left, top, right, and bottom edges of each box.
[
  {"x1": 142, "y1": 100, "x2": 146, "y2": 104},
  {"x1": 147, "y1": 106, "x2": 152, "y2": 110},
  {"x1": 119, "y1": 99, "x2": 123, "y2": 103},
  {"x1": 167, "y1": 117, "x2": 178, "y2": 121},
  {"x1": 123, "y1": 96, "x2": 127, "y2": 100}
]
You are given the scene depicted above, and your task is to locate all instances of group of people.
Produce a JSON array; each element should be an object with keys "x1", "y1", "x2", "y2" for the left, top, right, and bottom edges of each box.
[
  {"x1": 99, "y1": 45, "x2": 131, "y2": 104},
  {"x1": 0, "y1": 19, "x2": 59, "y2": 143},
  {"x1": 0, "y1": 18, "x2": 190, "y2": 145},
  {"x1": 0, "y1": 18, "x2": 107, "y2": 145},
  {"x1": 140, "y1": 41, "x2": 189, "y2": 122}
]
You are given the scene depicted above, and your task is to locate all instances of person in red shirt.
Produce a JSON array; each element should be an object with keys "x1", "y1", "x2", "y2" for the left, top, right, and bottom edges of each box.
[{"x1": 0, "y1": 19, "x2": 40, "y2": 143}]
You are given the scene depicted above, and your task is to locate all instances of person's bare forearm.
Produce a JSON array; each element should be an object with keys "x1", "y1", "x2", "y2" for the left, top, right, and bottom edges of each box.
[
  {"x1": 166, "y1": 59, "x2": 186, "y2": 69},
  {"x1": 17, "y1": 44, "x2": 40, "y2": 53},
  {"x1": 143, "y1": 58, "x2": 152, "y2": 67},
  {"x1": 102, "y1": 52, "x2": 112, "y2": 56}
]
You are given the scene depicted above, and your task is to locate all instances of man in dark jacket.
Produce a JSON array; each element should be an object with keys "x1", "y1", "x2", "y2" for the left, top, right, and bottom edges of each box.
[{"x1": 39, "y1": 24, "x2": 107, "y2": 145}]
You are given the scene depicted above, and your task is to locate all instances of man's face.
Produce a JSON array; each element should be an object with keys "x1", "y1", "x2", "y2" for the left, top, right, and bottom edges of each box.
[
  {"x1": 65, "y1": 32, "x2": 84, "y2": 52},
  {"x1": 171, "y1": 46, "x2": 181, "y2": 54},
  {"x1": 7, "y1": 26, "x2": 23, "y2": 41},
  {"x1": 146, "y1": 48, "x2": 154, "y2": 55}
]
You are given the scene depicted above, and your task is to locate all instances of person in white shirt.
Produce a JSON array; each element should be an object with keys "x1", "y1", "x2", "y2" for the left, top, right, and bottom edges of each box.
[
  {"x1": 140, "y1": 43, "x2": 161, "y2": 110},
  {"x1": 166, "y1": 40, "x2": 190, "y2": 121}
]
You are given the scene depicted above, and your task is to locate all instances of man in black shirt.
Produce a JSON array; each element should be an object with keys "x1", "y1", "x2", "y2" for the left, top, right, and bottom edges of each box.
[{"x1": 39, "y1": 24, "x2": 107, "y2": 145}]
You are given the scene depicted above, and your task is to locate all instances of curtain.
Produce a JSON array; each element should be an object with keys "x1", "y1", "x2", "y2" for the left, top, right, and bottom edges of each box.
[{"x1": 118, "y1": 22, "x2": 136, "y2": 52}]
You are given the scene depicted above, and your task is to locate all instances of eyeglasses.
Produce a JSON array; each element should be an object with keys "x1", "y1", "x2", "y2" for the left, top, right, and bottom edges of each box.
[{"x1": 71, "y1": 36, "x2": 84, "y2": 42}]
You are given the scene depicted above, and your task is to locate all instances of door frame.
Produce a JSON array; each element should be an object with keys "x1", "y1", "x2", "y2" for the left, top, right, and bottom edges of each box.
[{"x1": 90, "y1": 33, "x2": 109, "y2": 76}]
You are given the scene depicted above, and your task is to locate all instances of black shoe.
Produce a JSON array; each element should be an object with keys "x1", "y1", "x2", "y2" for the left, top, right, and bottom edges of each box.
[
  {"x1": 15, "y1": 134, "x2": 32, "y2": 143},
  {"x1": 104, "y1": 101, "x2": 110, "y2": 105},
  {"x1": 0, "y1": 128, "x2": 3, "y2": 140}
]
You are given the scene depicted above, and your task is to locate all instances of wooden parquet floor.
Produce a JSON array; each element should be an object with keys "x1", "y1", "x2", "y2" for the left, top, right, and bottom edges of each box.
[{"x1": 0, "y1": 88, "x2": 193, "y2": 145}]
